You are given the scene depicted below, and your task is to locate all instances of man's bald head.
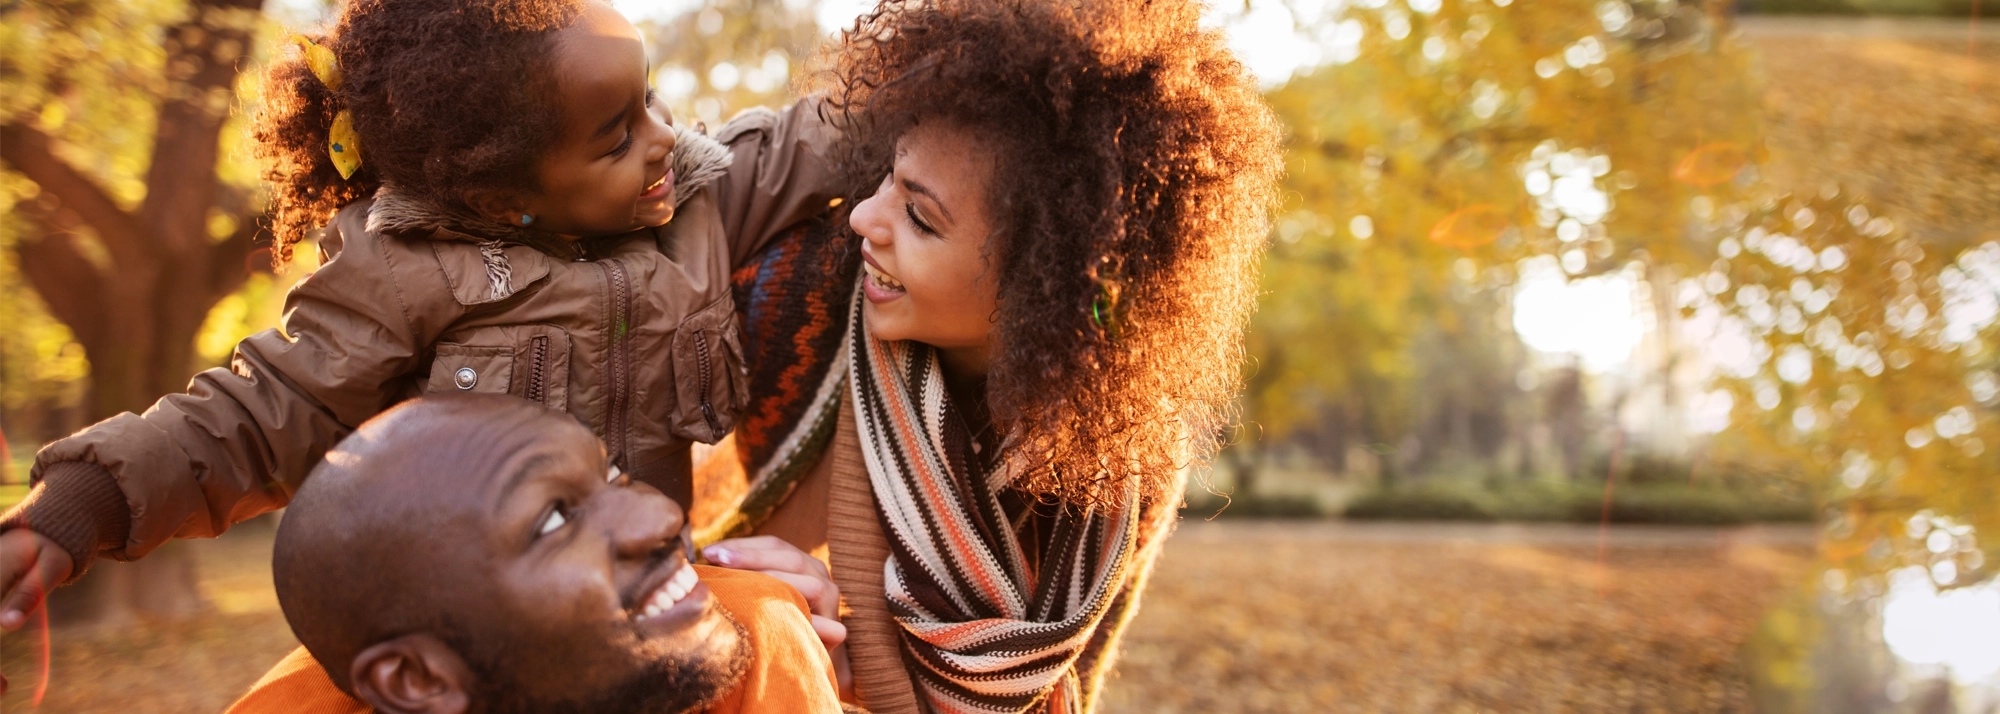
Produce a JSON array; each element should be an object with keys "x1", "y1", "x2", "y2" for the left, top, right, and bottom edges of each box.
[
  {"x1": 274, "y1": 394, "x2": 598, "y2": 690},
  {"x1": 271, "y1": 394, "x2": 743, "y2": 714}
]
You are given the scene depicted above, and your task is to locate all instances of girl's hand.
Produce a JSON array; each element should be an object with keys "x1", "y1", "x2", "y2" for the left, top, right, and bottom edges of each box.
[
  {"x1": 0, "y1": 529, "x2": 74, "y2": 632},
  {"x1": 703, "y1": 536, "x2": 848, "y2": 650}
]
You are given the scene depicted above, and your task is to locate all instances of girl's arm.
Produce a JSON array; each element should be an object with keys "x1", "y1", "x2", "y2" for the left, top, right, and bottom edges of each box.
[
  {"x1": 1, "y1": 204, "x2": 449, "y2": 578},
  {"x1": 711, "y1": 97, "x2": 844, "y2": 267}
]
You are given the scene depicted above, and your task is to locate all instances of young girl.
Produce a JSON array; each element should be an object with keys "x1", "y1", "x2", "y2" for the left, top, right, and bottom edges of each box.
[
  {"x1": 0, "y1": 0, "x2": 837, "y2": 627},
  {"x1": 693, "y1": 0, "x2": 1284, "y2": 711}
]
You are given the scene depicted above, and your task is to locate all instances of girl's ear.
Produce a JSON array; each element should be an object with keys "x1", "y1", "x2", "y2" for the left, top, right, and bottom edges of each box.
[{"x1": 462, "y1": 188, "x2": 531, "y2": 227}]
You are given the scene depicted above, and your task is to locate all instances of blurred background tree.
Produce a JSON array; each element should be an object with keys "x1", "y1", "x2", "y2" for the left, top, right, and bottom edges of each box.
[{"x1": 1, "y1": 0, "x2": 289, "y2": 623}]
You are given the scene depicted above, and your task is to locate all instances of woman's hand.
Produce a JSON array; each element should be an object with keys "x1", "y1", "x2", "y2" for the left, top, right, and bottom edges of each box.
[{"x1": 703, "y1": 536, "x2": 847, "y2": 650}]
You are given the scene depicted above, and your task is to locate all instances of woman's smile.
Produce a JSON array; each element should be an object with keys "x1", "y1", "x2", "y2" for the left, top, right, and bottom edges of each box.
[{"x1": 861, "y1": 249, "x2": 907, "y2": 303}]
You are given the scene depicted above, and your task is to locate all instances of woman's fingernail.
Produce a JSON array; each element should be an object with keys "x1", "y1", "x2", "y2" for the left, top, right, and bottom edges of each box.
[{"x1": 705, "y1": 547, "x2": 732, "y2": 565}]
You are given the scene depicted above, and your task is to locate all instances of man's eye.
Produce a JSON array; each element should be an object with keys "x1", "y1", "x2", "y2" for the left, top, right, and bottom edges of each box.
[{"x1": 538, "y1": 505, "x2": 569, "y2": 536}]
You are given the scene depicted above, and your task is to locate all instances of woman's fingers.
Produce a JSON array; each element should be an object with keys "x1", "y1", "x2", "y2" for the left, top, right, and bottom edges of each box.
[
  {"x1": 810, "y1": 615, "x2": 849, "y2": 650},
  {"x1": 754, "y1": 569, "x2": 842, "y2": 619},
  {"x1": 704, "y1": 536, "x2": 829, "y2": 579}
]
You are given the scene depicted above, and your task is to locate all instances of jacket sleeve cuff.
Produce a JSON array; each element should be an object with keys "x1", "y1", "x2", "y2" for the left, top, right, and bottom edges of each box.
[{"x1": 0, "y1": 462, "x2": 132, "y2": 583}]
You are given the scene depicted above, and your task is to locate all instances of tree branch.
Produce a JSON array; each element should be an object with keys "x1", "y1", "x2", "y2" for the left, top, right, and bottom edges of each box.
[
  {"x1": 0, "y1": 123, "x2": 149, "y2": 267},
  {"x1": 139, "y1": 0, "x2": 267, "y2": 255},
  {"x1": 207, "y1": 214, "x2": 273, "y2": 300},
  {"x1": 11, "y1": 208, "x2": 110, "y2": 350}
]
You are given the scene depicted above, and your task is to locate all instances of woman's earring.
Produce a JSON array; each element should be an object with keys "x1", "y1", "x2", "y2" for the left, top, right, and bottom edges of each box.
[{"x1": 519, "y1": 213, "x2": 535, "y2": 226}]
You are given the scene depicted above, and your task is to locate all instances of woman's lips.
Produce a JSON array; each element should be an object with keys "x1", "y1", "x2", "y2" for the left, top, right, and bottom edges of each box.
[
  {"x1": 861, "y1": 252, "x2": 906, "y2": 303},
  {"x1": 641, "y1": 167, "x2": 673, "y2": 201}
]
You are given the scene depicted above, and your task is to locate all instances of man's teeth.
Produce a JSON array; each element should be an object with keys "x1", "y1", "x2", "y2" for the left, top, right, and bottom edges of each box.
[
  {"x1": 864, "y1": 261, "x2": 905, "y2": 291},
  {"x1": 637, "y1": 565, "x2": 700, "y2": 621}
]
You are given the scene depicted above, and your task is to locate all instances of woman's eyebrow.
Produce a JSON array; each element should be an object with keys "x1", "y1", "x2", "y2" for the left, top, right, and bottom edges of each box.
[{"x1": 901, "y1": 177, "x2": 955, "y2": 225}]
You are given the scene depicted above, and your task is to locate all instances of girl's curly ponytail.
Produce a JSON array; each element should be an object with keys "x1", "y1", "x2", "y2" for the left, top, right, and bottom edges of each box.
[{"x1": 251, "y1": 33, "x2": 378, "y2": 264}]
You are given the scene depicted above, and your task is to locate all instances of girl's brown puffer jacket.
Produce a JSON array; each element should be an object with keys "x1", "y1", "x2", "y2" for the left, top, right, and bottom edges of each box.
[{"x1": 5, "y1": 101, "x2": 838, "y2": 578}]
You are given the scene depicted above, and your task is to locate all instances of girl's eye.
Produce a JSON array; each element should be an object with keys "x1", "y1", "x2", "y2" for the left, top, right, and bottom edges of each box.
[
  {"x1": 905, "y1": 203, "x2": 937, "y2": 235},
  {"x1": 537, "y1": 504, "x2": 569, "y2": 536},
  {"x1": 608, "y1": 132, "x2": 634, "y2": 158}
]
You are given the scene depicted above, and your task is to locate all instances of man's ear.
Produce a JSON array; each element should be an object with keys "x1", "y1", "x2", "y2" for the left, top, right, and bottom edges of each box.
[
  {"x1": 462, "y1": 187, "x2": 531, "y2": 227},
  {"x1": 350, "y1": 634, "x2": 475, "y2": 714}
]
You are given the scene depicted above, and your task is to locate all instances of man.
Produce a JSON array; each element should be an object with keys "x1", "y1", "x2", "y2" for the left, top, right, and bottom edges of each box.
[{"x1": 228, "y1": 395, "x2": 842, "y2": 714}]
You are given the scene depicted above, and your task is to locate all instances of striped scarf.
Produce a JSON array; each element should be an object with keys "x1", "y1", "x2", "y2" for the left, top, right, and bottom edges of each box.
[{"x1": 845, "y1": 285, "x2": 1141, "y2": 714}]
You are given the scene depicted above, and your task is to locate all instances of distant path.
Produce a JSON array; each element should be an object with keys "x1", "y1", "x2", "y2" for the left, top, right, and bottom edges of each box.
[{"x1": 1171, "y1": 519, "x2": 1816, "y2": 547}]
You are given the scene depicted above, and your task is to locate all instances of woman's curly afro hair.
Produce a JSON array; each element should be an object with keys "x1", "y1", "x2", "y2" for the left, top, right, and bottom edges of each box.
[
  {"x1": 823, "y1": 0, "x2": 1283, "y2": 506},
  {"x1": 253, "y1": 0, "x2": 586, "y2": 260}
]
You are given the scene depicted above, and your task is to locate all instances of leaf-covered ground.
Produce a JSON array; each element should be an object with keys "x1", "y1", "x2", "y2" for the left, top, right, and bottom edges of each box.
[{"x1": 1096, "y1": 522, "x2": 1811, "y2": 713}]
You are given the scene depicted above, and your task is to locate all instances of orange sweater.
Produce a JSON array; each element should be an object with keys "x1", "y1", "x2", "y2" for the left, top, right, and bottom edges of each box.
[{"x1": 224, "y1": 566, "x2": 841, "y2": 714}]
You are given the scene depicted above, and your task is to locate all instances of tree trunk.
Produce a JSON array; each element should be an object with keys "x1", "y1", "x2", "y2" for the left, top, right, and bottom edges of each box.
[{"x1": 1, "y1": 0, "x2": 269, "y2": 625}]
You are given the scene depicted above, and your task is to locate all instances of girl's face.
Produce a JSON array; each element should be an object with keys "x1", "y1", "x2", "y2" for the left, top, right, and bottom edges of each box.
[
  {"x1": 484, "y1": 3, "x2": 678, "y2": 237},
  {"x1": 849, "y1": 121, "x2": 1002, "y2": 372}
]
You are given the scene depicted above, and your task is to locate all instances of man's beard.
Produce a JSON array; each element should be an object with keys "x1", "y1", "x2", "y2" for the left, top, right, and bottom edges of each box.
[{"x1": 470, "y1": 614, "x2": 754, "y2": 714}]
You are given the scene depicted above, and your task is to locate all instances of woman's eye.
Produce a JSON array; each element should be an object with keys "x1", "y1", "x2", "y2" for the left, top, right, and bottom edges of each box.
[
  {"x1": 905, "y1": 203, "x2": 938, "y2": 235},
  {"x1": 645, "y1": 88, "x2": 657, "y2": 106},
  {"x1": 538, "y1": 504, "x2": 569, "y2": 536}
]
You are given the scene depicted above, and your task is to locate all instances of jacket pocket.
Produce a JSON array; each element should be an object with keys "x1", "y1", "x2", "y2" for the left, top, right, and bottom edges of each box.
[
  {"x1": 669, "y1": 296, "x2": 750, "y2": 444},
  {"x1": 508, "y1": 326, "x2": 573, "y2": 411},
  {"x1": 425, "y1": 326, "x2": 572, "y2": 410}
]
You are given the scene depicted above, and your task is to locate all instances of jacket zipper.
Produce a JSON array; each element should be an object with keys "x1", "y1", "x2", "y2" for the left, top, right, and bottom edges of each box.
[
  {"x1": 599, "y1": 259, "x2": 634, "y2": 468},
  {"x1": 693, "y1": 330, "x2": 721, "y2": 436},
  {"x1": 524, "y1": 335, "x2": 549, "y2": 405}
]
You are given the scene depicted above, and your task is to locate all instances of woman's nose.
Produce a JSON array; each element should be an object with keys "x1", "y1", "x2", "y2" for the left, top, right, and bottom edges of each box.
[{"x1": 851, "y1": 192, "x2": 892, "y2": 245}]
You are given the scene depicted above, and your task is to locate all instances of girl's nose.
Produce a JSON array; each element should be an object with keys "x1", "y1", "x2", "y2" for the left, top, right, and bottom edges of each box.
[
  {"x1": 646, "y1": 134, "x2": 672, "y2": 165},
  {"x1": 646, "y1": 111, "x2": 675, "y2": 164}
]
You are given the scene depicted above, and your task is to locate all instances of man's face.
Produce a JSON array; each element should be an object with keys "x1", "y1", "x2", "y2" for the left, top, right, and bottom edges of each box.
[{"x1": 442, "y1": 422, "x2": 745, "y2": 713}]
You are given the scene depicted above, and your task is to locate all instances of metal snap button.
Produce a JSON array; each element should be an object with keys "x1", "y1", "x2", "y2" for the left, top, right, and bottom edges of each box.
[{"x1": 454, "y1": 367, "x2": 478, "y2": 390}]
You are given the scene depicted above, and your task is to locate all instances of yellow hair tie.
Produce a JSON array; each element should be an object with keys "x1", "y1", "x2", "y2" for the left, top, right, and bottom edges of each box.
[{"x1": 291, "y1": 35, "x2": 362, "y2": 180}]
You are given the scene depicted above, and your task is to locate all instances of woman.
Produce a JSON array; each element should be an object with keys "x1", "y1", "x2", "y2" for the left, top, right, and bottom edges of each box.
[{"x1": 696, "y1": 0, "x2": 1283, "y2": 711}]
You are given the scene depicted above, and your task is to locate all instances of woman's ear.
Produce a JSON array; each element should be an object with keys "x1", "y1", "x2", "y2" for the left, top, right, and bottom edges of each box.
[
  {"x1": 350, "y1": 634, "x2": 475, "y2": 714},
  {"x1": 462, "y1": 187, "x2": 531, "y2": 227}
]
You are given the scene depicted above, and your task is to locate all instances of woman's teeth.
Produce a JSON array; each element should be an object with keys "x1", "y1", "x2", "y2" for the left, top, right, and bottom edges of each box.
[
  {"x1": 636, "y1": 564, "x2": 700, "y2": 621},
  {"x1": 864, "y1": 261, "x2": 906, "y2": 292}
]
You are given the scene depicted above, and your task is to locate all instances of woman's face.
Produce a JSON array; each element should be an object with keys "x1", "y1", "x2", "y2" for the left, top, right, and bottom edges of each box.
[{"x1": 849, "y1": 121, "x2": 1002, "y2": 366}]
